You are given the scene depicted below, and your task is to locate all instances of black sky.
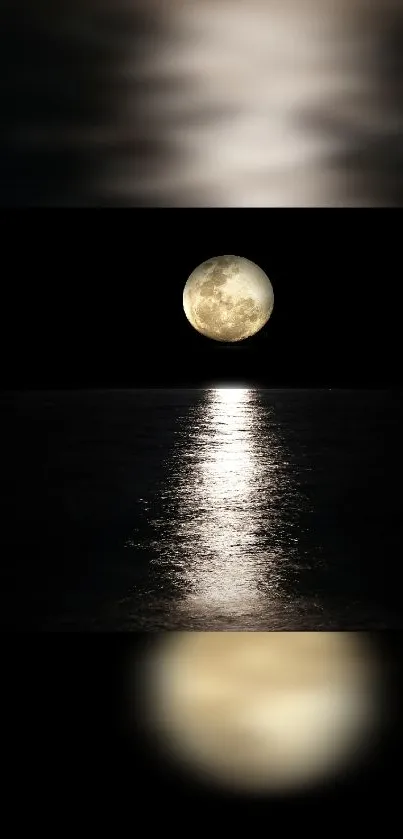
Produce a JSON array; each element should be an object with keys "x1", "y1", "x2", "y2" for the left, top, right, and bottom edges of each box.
[{"x1": 3, "y1": 209, "x2": 401, "y2": 390}]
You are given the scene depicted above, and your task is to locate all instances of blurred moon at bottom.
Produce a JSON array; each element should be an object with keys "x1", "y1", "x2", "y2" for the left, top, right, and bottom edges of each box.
[{"x1": 142, "y1": 632, "x2": 383, "y2": 796}]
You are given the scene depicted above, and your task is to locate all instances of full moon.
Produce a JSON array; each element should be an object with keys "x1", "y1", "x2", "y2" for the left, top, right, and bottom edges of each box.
[{"x1": 183, "y1": 255, "x2": 274, "y2": 342}]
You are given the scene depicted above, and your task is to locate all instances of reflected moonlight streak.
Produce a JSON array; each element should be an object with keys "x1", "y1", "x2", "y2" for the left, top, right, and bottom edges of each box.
[
  {"x1": 149, "y1": 388, "x2": 304, "y2": 628},
  {"x1": 176, "y1": 389, "x2": 275, "y2": 612}
]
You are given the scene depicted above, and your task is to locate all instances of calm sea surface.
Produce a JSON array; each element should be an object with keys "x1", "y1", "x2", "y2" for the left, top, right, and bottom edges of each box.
[{"x1": 1, "y1": 389, "x2": 402, "y2": 630}]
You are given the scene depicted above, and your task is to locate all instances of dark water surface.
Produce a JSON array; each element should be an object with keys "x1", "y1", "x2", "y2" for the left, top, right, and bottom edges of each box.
[{"x1": 1, "y1": 388, "x2": 402, "y2": 630}]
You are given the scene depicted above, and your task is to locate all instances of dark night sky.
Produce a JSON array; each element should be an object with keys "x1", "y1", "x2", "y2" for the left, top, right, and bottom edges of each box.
[{"x1": 2, "y1": 209, "x2": 401, "y2": 390}]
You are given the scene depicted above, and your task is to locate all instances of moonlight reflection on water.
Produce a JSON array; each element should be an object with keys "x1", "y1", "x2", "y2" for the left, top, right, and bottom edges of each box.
[
  {"x1": 3, "y1": 388, "x2": 401, "y2": 630},
  {"x1": 148, "y1": 388, "x2": 306, "y2": 627}
]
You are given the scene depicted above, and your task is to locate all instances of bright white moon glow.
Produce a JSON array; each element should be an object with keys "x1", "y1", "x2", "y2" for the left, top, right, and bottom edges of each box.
[
  {"x1": 183, "y1": 255, "x2": 274, "y2": 342},
  {"x1": 145, "y1": 632, "x2": 381, "y2": 795}
]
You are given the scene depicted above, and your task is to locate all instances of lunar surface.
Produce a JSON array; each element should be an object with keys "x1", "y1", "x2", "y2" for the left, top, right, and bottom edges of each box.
[
  {"x1": 183, "y1": 255, "x2": 274, "y2": 342},
  {"x1": 144, "y1": 632, "x2": 381, "y2": 795}
]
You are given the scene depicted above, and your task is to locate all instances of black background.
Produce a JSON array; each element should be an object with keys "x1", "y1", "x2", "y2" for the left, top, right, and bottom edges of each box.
[{"x1": 2, "y1": 209, "x2": 401, "y2": 390}]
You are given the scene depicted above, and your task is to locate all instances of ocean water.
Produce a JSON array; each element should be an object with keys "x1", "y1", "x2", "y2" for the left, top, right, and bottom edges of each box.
[{"x1": 1, "y1": 388, "x2": 402, "y2": 630}]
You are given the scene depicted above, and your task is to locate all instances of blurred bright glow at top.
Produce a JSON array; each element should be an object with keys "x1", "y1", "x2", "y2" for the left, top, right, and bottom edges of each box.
[{"x1": 128, "y1": 0, "x2": 403, "y2": 207}]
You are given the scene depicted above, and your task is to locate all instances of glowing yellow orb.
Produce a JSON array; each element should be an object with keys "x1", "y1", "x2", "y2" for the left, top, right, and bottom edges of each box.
[
  {"x1": 183, "y1": 255, "x2": 274, "y2": 342},
  {"x1": 144, "y1": 632, "x2": 381, "y2": 795}
]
